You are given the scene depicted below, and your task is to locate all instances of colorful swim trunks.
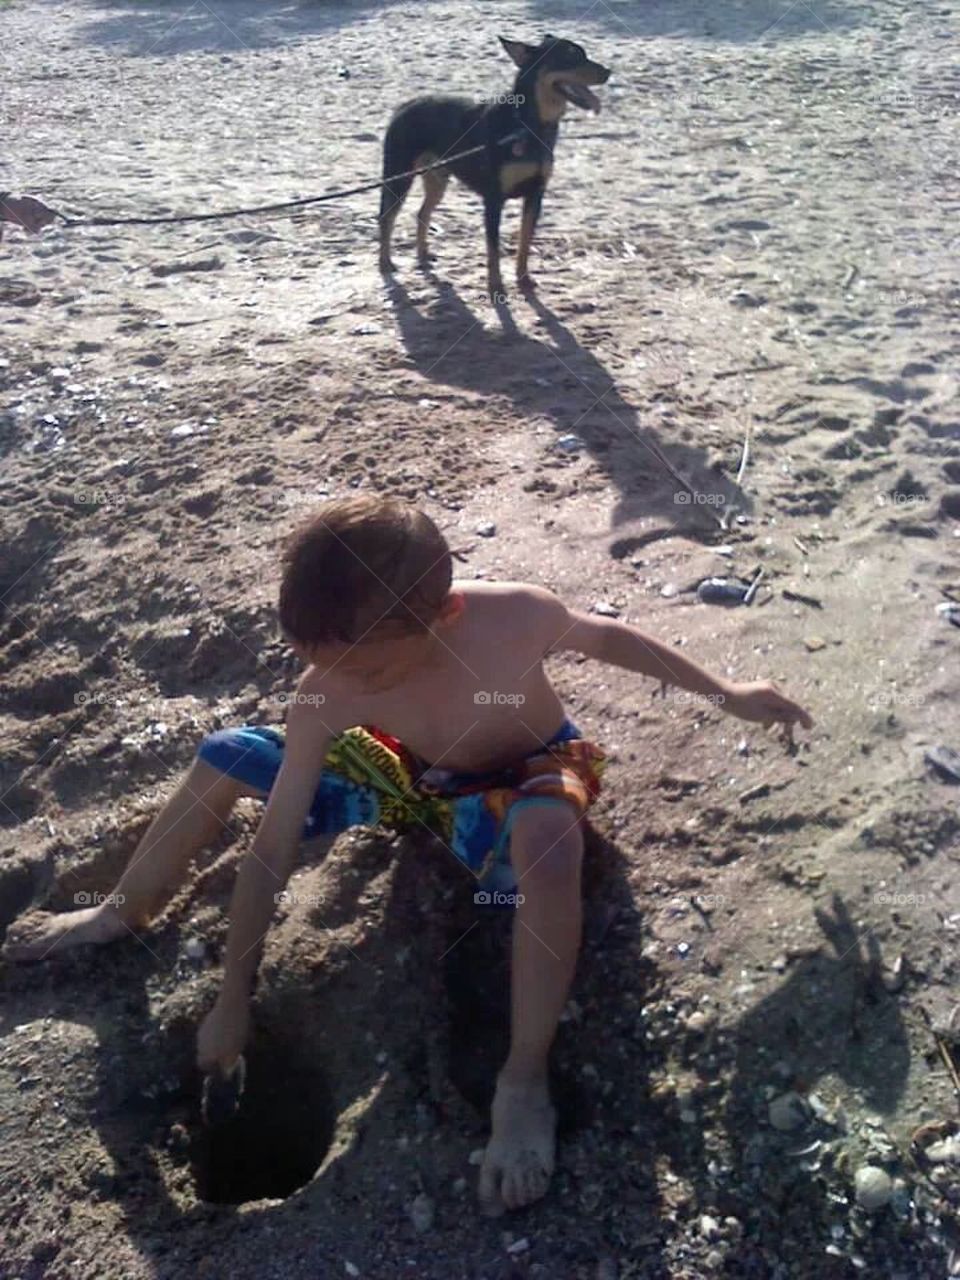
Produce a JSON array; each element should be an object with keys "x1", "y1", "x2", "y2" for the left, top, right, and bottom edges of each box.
[{"x1": 198, "y1": 719, "x2": 605, "y2": 888}]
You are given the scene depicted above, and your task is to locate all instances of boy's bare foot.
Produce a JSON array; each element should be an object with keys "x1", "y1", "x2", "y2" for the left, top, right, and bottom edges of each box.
[
  {"x1": 478, "y1": 1074, "x2": 556, "y2": 1215},
  {"x1": 2, "y1": 903, "x2": 129, "y2": 962}
]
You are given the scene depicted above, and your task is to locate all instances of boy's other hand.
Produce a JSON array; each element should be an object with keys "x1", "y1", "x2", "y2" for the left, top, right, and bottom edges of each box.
[
  {"x1": 724, "y1": 680, "x2": 813, "y2": 736},
  {"x1": 197, "y1": 992, "x2": 250, "y2": 1075}
]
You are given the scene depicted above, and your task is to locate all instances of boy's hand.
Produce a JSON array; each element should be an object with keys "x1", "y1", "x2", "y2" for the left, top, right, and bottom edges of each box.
[
  {"x1": 723, "y1": 680, "x2": 813, "y2": 736},
  {"x1": 197, "y1": 991, "x2": 250, "y2": 1075}
]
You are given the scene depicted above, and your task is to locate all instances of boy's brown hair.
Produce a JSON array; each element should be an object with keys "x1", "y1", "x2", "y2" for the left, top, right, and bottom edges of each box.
[{"x1": 279, "y1": 496, "x2": 453, "y2": 647}]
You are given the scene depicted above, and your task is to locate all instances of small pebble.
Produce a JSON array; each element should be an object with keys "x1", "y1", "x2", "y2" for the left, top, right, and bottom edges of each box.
[
  {"x1": 408, "y1": 1192, "x2": 434, "y2": 1233},
  {"x1": 506, "y1": 1238, "x2": 530, "y2": 1255},
  {"x1": 700, "y1": 1214, "x2": 721, "y2": 1240},
  {"x1": 184, "y1": 937, "x2": 205, "y2": 962},
  {"x1": 926, "y1": 1134, "x2": 960, "y2": 1163},
  {"x1": 593, "y1": 601, "x2": 620, "y2": 617},
  {"x1": 685, "y1": 1010, "x2": 715, "y2": 1034},
  {"x1": 468, "y1": 1148, "x2": 485, "y2": 1166},
  {"x1": 476, "y1": 521, "x2": 496, "y2": 537},
  {"x1": 854, "y1": 1165, "x2": 893, "y2": 1211},
  {"x1": 768, "y1": 1091, "x2": 810, "y2": 1132}
]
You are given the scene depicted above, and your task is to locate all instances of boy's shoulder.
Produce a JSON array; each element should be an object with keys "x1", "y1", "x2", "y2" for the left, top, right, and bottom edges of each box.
[
  {"x1": 456, "y1": 579, "x2": 563, "y2": 610},
  {"x1": 456, "y1": 579, "x2": 568, "y2": 640}
]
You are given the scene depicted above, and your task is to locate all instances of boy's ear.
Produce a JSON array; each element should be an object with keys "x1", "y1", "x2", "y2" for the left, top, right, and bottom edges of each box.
[
  {"x1": 499, "y1": 36, "x2": 539, "y2": 68},
  {"x1": 437, "y1": 589, "x2": 466, "y2": 625}
]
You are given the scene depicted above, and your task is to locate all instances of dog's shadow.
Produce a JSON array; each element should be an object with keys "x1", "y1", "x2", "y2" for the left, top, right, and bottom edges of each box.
[{"x1": 387, "y1": 271, "x2": 751, "y2": 543}]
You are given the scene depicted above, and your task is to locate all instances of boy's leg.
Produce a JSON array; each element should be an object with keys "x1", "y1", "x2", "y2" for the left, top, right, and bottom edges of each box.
[
  {"x1": 478, "y1": 802, "x2": 584, "y2": 1215},
  {"x1": 3, "y1": 759, "x2": 257, "y2": 962}
]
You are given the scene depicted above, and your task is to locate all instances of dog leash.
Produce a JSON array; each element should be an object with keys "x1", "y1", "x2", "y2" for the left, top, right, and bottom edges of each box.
[{"x1": 55, "y1": 132, "x2": 528, "y2": 230}]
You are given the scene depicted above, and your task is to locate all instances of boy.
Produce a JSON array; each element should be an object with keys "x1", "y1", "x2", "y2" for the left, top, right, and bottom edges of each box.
[{"x1": 4, "y1": 496, "x2": 812, "y2": 1216}]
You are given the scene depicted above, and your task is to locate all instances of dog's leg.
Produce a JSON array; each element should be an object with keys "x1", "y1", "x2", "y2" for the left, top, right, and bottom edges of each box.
[
  {"x1": 416, "y1": 167, "x2": 449, "y2": 267},
  {"x1": 378, "y1": 161, "x2": 414, "y2": 274},
  {"x1": 516, "y1": 186, "x2": 544, "y2": 291},
  {"x1": 484, "y1": 195, "x2": 506, "y2": 302}
]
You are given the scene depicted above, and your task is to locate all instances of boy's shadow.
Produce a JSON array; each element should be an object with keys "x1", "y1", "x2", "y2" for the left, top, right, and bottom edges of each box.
[
  {"x1": 387, "y1": 273, "x2": 752, "y2": 545},
  {"x1": 674, "y1": 893, "x2": 912, "y2": 1269}
]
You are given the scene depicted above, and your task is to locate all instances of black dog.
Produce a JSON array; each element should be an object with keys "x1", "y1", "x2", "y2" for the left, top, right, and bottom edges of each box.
[{"x1": 378, "y1": 36, "x2": 610, "y2": 300}]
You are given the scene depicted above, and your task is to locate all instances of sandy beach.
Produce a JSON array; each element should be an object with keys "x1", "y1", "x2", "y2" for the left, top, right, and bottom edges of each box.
[{"x1": 1, "y1": 1, "x2": 959, "y2": 1276}]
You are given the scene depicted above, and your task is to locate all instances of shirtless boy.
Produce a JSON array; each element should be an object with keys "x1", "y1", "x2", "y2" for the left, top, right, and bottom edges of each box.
[{"x1": 4, "y1": 496, "x2": 812, "y2": 1216}]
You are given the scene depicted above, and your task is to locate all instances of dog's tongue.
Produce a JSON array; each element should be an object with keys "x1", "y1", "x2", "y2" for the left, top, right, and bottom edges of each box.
[{"x1": 558, "y1": 81, "x2": 602, "y2": 113}]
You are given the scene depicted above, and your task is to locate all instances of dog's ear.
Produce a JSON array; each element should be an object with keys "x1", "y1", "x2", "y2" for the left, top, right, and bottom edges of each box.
[{"x1": 499, "y1": 36, "x2": 539, "y2": 68}]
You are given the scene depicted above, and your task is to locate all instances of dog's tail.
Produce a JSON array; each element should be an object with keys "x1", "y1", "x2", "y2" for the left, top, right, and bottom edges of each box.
[{"x1": 379, "y1": 122, "x2": 418, "y2": 222}]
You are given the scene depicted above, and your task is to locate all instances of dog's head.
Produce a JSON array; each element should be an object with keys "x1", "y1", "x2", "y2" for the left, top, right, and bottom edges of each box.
[{"x1": 499, "y1": 35, "x2": 610, "y2": 118}]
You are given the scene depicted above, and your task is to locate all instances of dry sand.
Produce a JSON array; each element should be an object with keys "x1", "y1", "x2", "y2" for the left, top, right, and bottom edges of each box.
[{"x1": 1, "y1": 1, "x2": 959, "y2": 1277}]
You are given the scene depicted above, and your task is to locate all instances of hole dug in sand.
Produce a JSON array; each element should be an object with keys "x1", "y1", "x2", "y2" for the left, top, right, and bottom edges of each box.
[{"x1": 189, "y1": 1029, "x2": 335, "y2": 1205}]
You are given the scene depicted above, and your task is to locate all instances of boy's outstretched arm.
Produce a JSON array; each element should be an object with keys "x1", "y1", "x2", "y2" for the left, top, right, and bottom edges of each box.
[
  {"x1": 532, "y1": 589, "x2": 813, "y2": 732},
  {"x1": 197, "y1": 698, "x2": 333, "y2": 1073}
]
